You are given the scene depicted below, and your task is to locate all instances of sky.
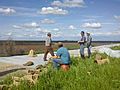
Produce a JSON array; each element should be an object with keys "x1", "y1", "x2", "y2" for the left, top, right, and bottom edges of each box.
[{"x1": 0, "y1": 0, "x2": 120, "y2": 41}]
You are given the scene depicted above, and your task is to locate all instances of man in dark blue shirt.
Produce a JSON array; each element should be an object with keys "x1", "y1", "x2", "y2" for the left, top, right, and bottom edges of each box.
[{"x1": 78, "y1": 31, "x2": 86, "y2": 59}]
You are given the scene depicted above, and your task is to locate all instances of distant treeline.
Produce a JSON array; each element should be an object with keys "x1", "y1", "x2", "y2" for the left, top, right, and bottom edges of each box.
[{"x1": 0, "y1": 40, "x2": 120, "y2": 45}]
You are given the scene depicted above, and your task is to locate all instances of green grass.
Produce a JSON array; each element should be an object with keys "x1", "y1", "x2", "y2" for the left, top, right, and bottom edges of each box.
[
  {"x1": 111, "y1": 45, "x2": 120, "y2": 50},
  {"x1": 65, "y1": 44, "x2": 80, "y2": 50},
  {"x1": 1, "y1": 53, "x2": 120, "y2": 90}
]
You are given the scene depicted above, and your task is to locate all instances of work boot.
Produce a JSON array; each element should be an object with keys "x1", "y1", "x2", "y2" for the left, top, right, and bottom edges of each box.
[{"x1": 81, "y1": 55, "x2": 85, "y2": 59}]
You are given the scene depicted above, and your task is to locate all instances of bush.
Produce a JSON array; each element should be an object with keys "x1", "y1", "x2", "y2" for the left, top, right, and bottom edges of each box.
[{"x1": 2, "y1": 39, "x2": 16, "y2": 56}]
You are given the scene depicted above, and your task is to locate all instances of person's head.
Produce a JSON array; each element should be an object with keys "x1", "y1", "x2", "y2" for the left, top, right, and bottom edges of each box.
[
  {"x1": 81, "y1": 31, "x2": 85, "y2": 36},
  {"x1": 57, "y1": 42, "x2": 63, "y2": 48},
  {"x1": 86, "y1": 32, "x2": 90, "y2": 36},
  {"x1": 47, "y1": 33, "x2": 51, "y2": 37}
]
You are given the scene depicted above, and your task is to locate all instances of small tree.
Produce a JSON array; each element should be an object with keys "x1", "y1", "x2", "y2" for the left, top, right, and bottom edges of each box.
[{"x1": 2, "y1": 35, "x2": 16, "y2": 56}]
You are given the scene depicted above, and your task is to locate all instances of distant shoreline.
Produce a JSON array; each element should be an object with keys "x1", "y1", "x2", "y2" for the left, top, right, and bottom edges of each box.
[
  {"x1": 0, "y1": 40, "x2": 120, "y2": 44},
  {"x1": 0, "y1": 40, "x2": 120, "y2": 42}
]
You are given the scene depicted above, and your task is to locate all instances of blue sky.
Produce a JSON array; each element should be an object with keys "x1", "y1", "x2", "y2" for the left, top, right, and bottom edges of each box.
[{"x1": 0, "y1": 0, "x2": 120, "y2": 41}]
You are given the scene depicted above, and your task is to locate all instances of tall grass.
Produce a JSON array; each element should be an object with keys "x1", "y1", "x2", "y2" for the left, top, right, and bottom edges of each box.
[{"x1": 1, "y1": 53, "x2": 120, "y2": 90}]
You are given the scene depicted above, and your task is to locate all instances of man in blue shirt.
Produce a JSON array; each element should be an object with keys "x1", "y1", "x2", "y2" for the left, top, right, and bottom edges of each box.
[{"x1": 52, "y1": 42, "x2": 71, "y2": 69}]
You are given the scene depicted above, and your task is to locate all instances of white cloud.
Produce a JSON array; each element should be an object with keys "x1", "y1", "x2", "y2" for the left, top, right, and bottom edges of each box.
[
  {"x1": 114, "y1": 15, "x2": 120, "y2": 20},
  {"x1": 13, "y1": 22, "x2": 39, "y2": 29},
  {"x1": 6, "y1": 32, "x2": 12, "y2": 36},
  {"x1": 51, "y1": 1, "x2": 62, "y2": 6},
  {"x1": 111, "y1": 31, "x2": 120, "y2": 35},
  {"x1": 53, "y1": 31, "x2": 62, "y2": 37},
  {"x1": 13, "y1": 25, "x2": 22, "y2": 29},
  {"x1": 81, "y1": 19, "x2": 96, "y2": 22},
  {"x1": 1, "y1": 6, "x2": 40, "y2": 17},
  {"x1": 41, "y1": 19, "x2": 55, "y2": 24},
  {"x1": 39, "y1": 7, "x2": 68, "y2": 15},
  {"x1": 93, "y1": 31, "x2": 120, "y2": 36},
  {"x1": 83, "y1": 15, "x2": 103, "y2": 19},
  {"x1": 0, "y1": 8, "x2": 16, "y2": 15},
  {"x1": 82, "y1": 22, "x2": 102, "y2": 29},
  {"x1": 51, "y1": 0, "x2": 85, "y2": 7},
  {"x1": 24, "y1": 22, "x2": 39, "y2": 28},
  {"x1": 35, "y1": 28, "x2": 50, "y2": 33},
  {"x1": 68, "y1": 25, "x2": 76, "y2": 29},
  {"x1": 102, "y1": 22, "x2": 116, "y2": 25},
  {"x1": 53, "y1": 28, "x2": 59, "y2": 31}
]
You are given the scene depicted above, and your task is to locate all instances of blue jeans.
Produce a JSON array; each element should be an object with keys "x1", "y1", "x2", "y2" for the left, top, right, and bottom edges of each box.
[
  {"x1": 87, "y1": 46, "x2": 91, "y2": 57},
  {"x1": 52, "y1": 59, "x2": 62, "y2": 69},
  {"x1": 80, "y1": 44, "x2": 85, "y2": 58}
]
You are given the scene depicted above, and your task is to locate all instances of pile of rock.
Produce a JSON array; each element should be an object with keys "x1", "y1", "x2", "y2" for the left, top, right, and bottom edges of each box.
[
  {"x1": 0, "y1": 85, "x2": 10, "y2": 90},
  {"x1": 12, "y1": 65, "x2": 43, "y2": 87},
  {"x1": 0, "y1": 63, "x2": 50, "y2": 90},
  {"x1": 94, "y1": 54, "x2": 110, "y2": 65}
]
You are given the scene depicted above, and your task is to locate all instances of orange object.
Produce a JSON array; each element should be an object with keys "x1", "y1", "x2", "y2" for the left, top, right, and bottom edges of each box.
[{"x1": 60, "y1": 64, "x2": 70, "y2": 71}]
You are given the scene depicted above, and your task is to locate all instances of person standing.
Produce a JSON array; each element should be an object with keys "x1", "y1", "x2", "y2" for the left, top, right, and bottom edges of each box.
[
  {"x1": 86, "y1": 32, "x2": 92, "y2": 58},
  {"x1": 78, "y1": 31, "x2": 86, "y2": 59},
  {"x1": 43, "y1": 33, "x2": 54, "y2": 61}
]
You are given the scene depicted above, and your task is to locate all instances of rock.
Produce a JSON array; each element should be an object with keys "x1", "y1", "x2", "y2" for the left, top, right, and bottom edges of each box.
[
  {"x1": 12, "y1": 76, "x2": 20, "y2": 82},
  {"x1": 95, "y1": 57, "x2": 110, "y2": 65},
  {"x1": 95, "y1": 54, "x2": 102, "y2": 60},
  {"x1": 28, "y1": 69, "x2": 42, "y2": 75},
  {"x1": 0, "y1": 85, "x2": 9, "y2": 90},
  {"x1": 21, "y1": 75, "x2": 35, "y2": 84},
  {"x1": 12, "y1": 76, "x2": 21, "y2": 86},
  {"x1": 13, "y1": 81, "x2": 20, "y2": 86},
  {"x1": 32, "y1": 74, "x2": 39, "y2": 81},
  {"x1": 28, "y1": 49, "x2": 37, "y2": 57},
  {"x1": 21, "y1": 74, "x2": 39, "y2": 84},
  {"x1": 35, "y1": 65, "x2": 43, "y2": 70},
  {"x1": 34, "y1": 69, "x2": 42, "y2": 74},
  {"x1": 23, "y1": 61, "x2": 34, "y2": 66},
  {"x1": 28, "y1": 69, "x2": 35, "y2": 75}
]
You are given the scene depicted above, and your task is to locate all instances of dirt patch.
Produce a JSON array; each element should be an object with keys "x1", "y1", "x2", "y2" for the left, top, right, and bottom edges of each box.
[
  {"x1": 0, "y1": 62, "x2": 17, "y2": 71},
  {"x1": 0, "y1": 62, "x2": 32, "y2": 79}
]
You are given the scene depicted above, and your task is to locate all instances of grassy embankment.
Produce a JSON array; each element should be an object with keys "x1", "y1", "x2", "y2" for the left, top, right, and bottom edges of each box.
[
  {"x1": 111, "y1": 45, "x2": 120, "y2": 50},
  {"x1": 0, "y1": 53, "x2": 120, "y2": 90}
]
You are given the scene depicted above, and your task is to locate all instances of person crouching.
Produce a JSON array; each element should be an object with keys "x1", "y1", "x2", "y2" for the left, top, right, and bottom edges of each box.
[{"x1": 52, "y1": 42, "x2": 71, "y2": 71}]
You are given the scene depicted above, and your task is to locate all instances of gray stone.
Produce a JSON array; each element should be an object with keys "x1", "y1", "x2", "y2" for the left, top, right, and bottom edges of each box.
[{"x1": 23, "y1": 61, "x2": 34, "y2": 66}]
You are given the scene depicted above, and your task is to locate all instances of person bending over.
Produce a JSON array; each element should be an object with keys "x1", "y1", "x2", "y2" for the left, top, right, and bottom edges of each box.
[{"x1": 52, "y1": 42, "x2": 71, "y2": 69}]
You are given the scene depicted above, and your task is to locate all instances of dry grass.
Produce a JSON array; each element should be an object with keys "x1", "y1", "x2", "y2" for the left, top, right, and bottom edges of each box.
[{"x1": 0, "y1": 42, "x2": 80, "y2": 57}]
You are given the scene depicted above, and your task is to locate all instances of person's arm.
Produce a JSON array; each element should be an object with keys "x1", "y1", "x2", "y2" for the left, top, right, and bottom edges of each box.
[
  {"x1": 88, "y1": 37, "x2": 92, "y2": 43},
  {"x1": 56, "y1": 49, "x2": 62, "y2": 57},
  {"x1": 51, "y1": 50, "x2": 61, "y2": 59},
  {"x1": 78, "y1": 37, "x2": 86, "y2": 44}
]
